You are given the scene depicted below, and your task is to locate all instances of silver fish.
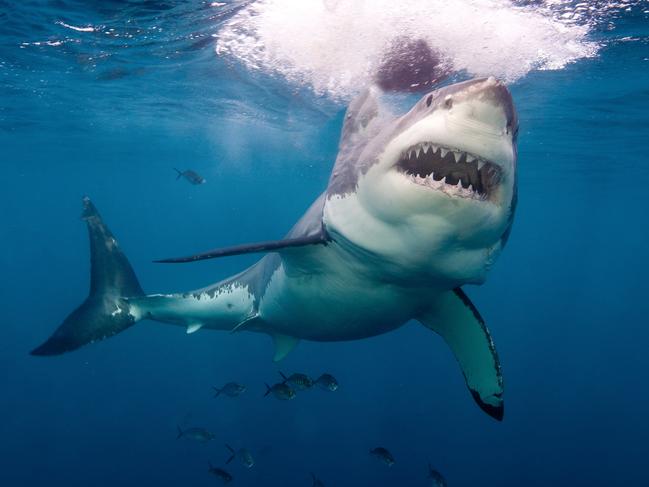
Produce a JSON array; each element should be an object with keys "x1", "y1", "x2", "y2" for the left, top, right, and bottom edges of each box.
[
  {"x1": 174, "y1": 167, "x2": 206, "y2": 185},
  {"x1": 311, "y1": 472, "x2": 325, "y2": 487},
  {"x1": 176, "y1": 426, "x2": 215, "y2": 442},
  {"x1": 225, "y1": 444, "x2": 254, "y2": 469},
  {"x1": 428, "y1": 464, "x2": 447, "y2": 486},
  {"x1": 315, "y1": 373, "x2": 338, "y2": 391},
  {"x1": 213, "y1": 382, "x2": 247, "y2": 398},
  {"x1": 264, "y1": 382, "x2": 296, "y2": 400},
  {"x1": 279, "y1": 371, "x2": 313, "y2": 390},
  {"x1": 208, "y1": 462, "x2": 232, "y2": 483},
  {"x1": 370, "y1": 447, "x2": 395, "y2": 466}
]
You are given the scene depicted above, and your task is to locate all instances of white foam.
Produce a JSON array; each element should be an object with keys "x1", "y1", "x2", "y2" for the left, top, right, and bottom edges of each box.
[
  {"x1": 56, "y1": 20, "x2": 95, "y2": 33},
  {"x1": 216, "y1": 0, "x2": 600, "y2": 99}
]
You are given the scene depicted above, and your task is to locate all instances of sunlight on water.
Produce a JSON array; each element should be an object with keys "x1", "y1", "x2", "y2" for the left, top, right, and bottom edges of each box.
[{"x1": 216, "y1": 0, "x2": 600, "y2": 99}]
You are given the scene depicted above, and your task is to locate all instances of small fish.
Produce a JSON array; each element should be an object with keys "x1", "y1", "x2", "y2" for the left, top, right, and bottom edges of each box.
[
  {"x1": 311, "y1": 472, "x2": 325, "y2": 487},
  {"x1": 208, "y1": 462, "x2": 233, "y2": 483},
  {"x1": 213, "y1": 382, "x2": 247, "y2": 398},
  {"x1": 176, "y1": 425, "x2": 215, "y2": 442},
  {"x1": 279, "y1": 371, "x2": 313, "y2": 390},
  {"x1": 315, "y1": 373, "x2": 338, "y2": 391},
  {"x1": 264, "y1": 382, "x2": 296, "y2": 400},
  {"x1": 225, "y1": 444, "x2": 255, "y2": 469},
  {"x1": 370, "y1": 447, "x2": 395, "y2": 466},
  {"x1": 427, "y1": 464, "x2": 447, "y2": 487},
  {"x1": 174, "y1": 167, "x2": 206, "y2": 185}
]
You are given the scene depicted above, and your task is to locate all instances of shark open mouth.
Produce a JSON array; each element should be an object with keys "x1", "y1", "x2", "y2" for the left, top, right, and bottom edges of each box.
[{"x1": 396, "y1": 142, "x2": 501, "y2": 200}]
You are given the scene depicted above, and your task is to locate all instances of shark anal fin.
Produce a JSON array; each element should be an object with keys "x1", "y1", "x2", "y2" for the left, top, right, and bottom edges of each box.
[
  {"x1": 154, "y1": 233, "x2": 329, "y2": 264},
  {"x1": 418, "y1": 288, "x2": 504, "y2": 421},
  {"x1": 272, "y1": 334, "x2": 299, "y2": 362}
]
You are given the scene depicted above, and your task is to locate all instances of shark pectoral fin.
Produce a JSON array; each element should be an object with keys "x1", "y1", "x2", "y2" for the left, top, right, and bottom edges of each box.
[
  {"x1": 271, "y1": 334, "x2": 299, "y2": 362},
  {"x1": 154, "y1": 234, "x2": 329, "y2": 264},
  {"x1": 418, "y1": 288, "x2": 504, "y2": 421},
  {"x1": 186, "y1": 323, "x2": 203, "y2": 334}
]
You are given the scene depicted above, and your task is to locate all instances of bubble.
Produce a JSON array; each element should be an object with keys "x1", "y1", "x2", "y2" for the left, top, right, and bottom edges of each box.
[{"x1": 216, "y1": 0, "x2": 600, "y2": 100}]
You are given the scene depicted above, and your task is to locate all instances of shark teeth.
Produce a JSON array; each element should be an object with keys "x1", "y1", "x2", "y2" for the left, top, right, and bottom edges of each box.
[
  {"x1": 397, "y1": 141, "x2": 500, "y2": 200},
  {"x1": 406, "y1": 172, "x2": 486, "y2": 201}
]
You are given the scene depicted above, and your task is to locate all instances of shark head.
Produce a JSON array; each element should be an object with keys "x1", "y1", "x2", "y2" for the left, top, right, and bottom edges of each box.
[{"x1": 324, "y1": 77, "x2": 518, "y2": 286}]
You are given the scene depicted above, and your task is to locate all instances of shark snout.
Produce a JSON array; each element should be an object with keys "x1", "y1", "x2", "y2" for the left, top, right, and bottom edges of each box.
[
  {"x1": 442, "y1": 77, "x2": 517, "y2": 136},
  {"x1": 476, "y1": 77, "x2": 517, "y2": 132}
]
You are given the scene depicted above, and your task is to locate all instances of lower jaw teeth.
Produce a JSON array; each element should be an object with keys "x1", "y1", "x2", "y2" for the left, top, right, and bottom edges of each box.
[{"x1": 411, "y1": 174, "x2": 483, "y2": 199}]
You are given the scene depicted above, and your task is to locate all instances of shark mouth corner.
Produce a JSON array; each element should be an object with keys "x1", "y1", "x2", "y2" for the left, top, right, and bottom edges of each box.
[{"x1": 396, "y1": 142, "x2": 501, "y2": 200}]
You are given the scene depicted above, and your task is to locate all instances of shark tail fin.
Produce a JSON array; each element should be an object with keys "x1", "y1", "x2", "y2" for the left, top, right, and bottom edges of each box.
[
  {"x1": 30, "y1": 197, "x2": 145, "y2": 356},
  {"x1": 225, "y1": 444, "x2": 236, "y2": 464},
  {"x1": 174, "y1": 167, "x2": 183, "y2": 180}
]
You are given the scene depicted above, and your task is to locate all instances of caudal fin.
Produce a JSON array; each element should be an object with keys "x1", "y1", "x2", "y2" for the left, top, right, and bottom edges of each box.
[
  {"x1": 263, "y1": 383, "x2": 272, "y2": 397},
  {"x1": 173, "y1": 168, "x2": 183, "y2": 180},
  {"x1": 278, "y1": 371, "x2": 288, "y2": 383},
  {"x1": 30, "y1": 197, "x2": 145, "y2": 356},
  {"x1": 176, "y1": 426, "x2": 184, "y2": 439},
  {"x1": 225, "y1": 444, "x2": 236, "y2": 464}
]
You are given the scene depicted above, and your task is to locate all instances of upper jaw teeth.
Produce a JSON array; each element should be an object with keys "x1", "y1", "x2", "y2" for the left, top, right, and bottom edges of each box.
[
  {"x1": 405, "y1": 143, "x2": 480, "y2": 166},
  {"x1": 399, "y1": 141, "x2": 499, "y2": 201}
]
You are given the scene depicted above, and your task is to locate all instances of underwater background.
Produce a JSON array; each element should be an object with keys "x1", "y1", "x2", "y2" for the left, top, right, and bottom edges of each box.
[{"x1": 1, "y1": 1, "x2": 649, "y2": 485}]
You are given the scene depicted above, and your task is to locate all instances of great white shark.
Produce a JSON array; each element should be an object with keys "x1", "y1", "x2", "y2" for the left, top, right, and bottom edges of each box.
[{"x1": 31, "y1": 77, "x2": 518, "y2": 421}]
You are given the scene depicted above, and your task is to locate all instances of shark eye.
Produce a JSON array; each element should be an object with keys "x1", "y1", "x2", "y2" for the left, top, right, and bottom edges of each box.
[{"x1": 426, "y1": 95, "x2": 433, "y2": 107}]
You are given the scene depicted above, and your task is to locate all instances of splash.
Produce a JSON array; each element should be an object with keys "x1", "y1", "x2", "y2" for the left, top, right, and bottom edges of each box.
[{"x1": 216, "y1": 0, "x2": 600, "y2": 99}]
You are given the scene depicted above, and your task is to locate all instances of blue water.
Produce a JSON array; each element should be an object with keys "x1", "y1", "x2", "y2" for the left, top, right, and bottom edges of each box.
[{"x1": 2, "y1": 1, "x2": 649, "y2": 486}]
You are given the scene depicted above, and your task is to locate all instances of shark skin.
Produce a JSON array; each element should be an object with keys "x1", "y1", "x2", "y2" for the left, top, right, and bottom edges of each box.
[{"x1": 31, "y1": 77, "x2": 518, "y2": 421}]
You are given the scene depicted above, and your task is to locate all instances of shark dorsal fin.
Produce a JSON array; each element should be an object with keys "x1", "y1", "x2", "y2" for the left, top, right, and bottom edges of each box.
[{"x1": 339, "y1": 86, "x2": 381, "y2": 147}]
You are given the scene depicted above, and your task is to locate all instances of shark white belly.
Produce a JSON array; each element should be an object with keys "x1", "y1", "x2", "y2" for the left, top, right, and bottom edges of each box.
[{"x1": 31, "y1": 77, "x2": 518, "y2": 421}]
